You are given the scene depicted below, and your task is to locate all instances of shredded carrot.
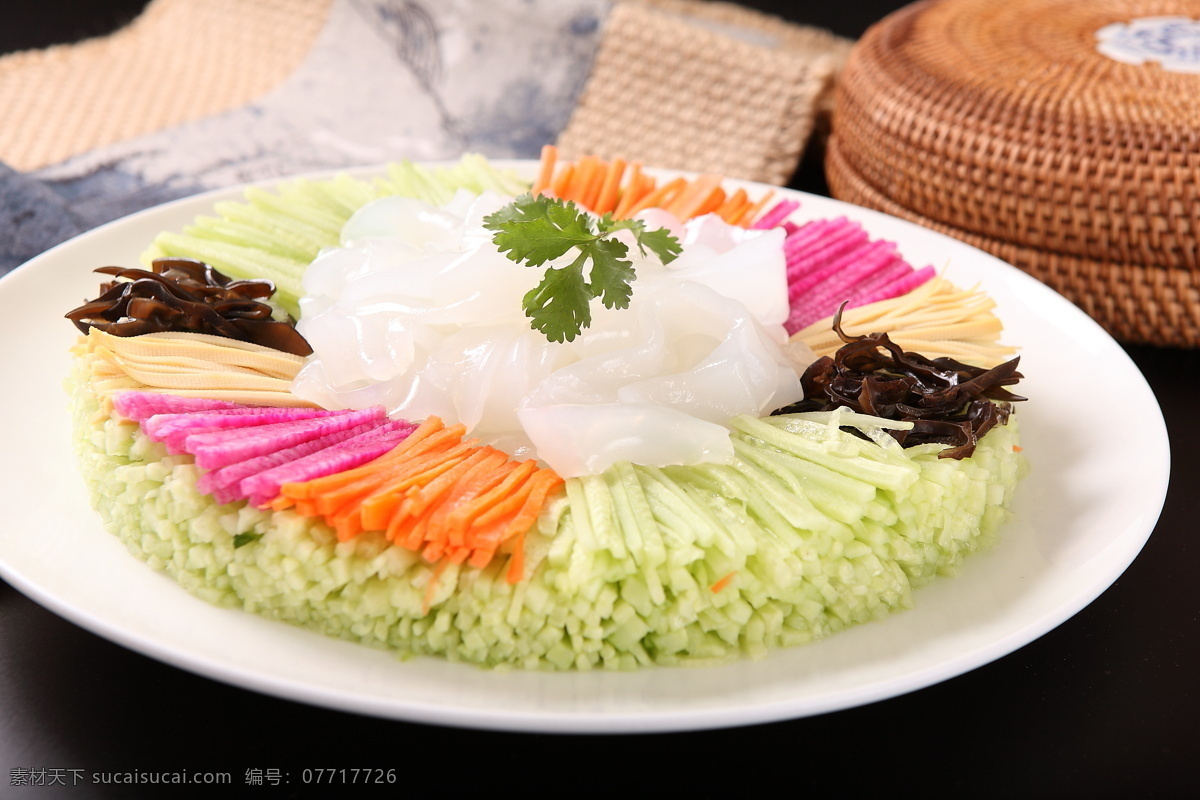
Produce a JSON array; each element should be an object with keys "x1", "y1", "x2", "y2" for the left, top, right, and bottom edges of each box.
[
  {"x1": 272, "y1": 416, "x2": 564, "y2": 582},
  {"x1": 626, "y1": 177, "x2": 687, "y2": 217},
  {"x1": 532, "y1": 144, "x2": 558, "y2": 195},
  {"x1": 582, "y1": 157, "x2": 611, "y2": 210},
  {"x1": 739, "y1": 189, "x2": 776, "y2": 227},
  {"x1": 613, "y1": 167, "x2": 652, "y2": 219},
  {"x1": 716, "y1": 188, "x2": 749, "y2": 224},
  {"x1": 570, "y1": 156, "x2": 599, "y2": 207},
  {"x1": 693, "y1": 186, "x2": 726, "y2": 218},
  {"x1": 593, "y1": 157, "x2": 626, "y2": 214},
  {"x1": 710, "y1": 572, "x2": 737, "y2": 593},
  {"x1": 664, "y1": 174, "x2": 723, "y2": 220},
  {"x1": 551, "y1": 164, "x2": 575, "y2": 198}
]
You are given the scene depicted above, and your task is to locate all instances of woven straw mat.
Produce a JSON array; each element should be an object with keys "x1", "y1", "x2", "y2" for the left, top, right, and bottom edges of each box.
[
  {"x1": 556, "y1": 0, "x2": 853, "y2": 186},
  {"x1": 828, "y1": 0, "x2": 1200, "y2": 347},
  {"x1": 0, "y1": 0, "x2": 332, "y2": 171}
]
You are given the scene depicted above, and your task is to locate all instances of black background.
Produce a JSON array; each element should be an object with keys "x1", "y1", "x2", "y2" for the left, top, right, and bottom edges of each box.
[{"x1": 2, "y1": 2, "x2": 1197, "y2": 798}]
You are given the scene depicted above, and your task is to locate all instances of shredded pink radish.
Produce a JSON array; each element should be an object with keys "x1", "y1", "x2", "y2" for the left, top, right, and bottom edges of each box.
[
  {"x1": 186, "y1": 407, "x2": 387, "y2": 470},
  {"x1": 750, "y1": 199, "x2": 800, "y2": 231},
  {"x1": 112, "y1": 391, "x2": 241, "y2": 421},
  {"x1": 243, "y1": 419, "x2": 419, "y2": 507},
  {"x1": 197, "y1": 419, "x2": 383, "y2": 503},
  {"x1": 782, "y1": 215, "x2": 934, "y2": 334},
  {"x1": 144, "y1": 408, "x2": 341, "y2": 454}
]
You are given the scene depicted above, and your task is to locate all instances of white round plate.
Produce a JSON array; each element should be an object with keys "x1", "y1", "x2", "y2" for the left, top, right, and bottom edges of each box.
[{"x1": 0, "y1": 162, "x2": 1169, "y2": 733}]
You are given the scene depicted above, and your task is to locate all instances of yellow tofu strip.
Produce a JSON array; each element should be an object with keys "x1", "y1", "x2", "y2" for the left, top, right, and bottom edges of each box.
[
  {"x1": 75, "y1": 328, "x2": 318, "y2": 409},
  {"x1": 790, "y1": 276, "x2": 1017, "y2": 367}
]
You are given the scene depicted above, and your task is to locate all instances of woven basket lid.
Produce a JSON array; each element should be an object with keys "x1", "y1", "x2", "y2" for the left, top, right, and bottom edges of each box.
[
  {"x1": 829, "y1": 0, "x2": 1200, "y2": 346},
  {"x1": 0, "y1": 0, "x2": 331, "y2": 172},
  {"x1": 556, "y1": 0, "x2": 852, "y2": 186}
]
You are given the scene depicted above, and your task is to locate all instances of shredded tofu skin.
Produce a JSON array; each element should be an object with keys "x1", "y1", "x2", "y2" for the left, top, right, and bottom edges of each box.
[
  {"x1": 75, "y1": 328, "x2": 317, "y2": 410},
  {"x1": 791, "y1": 276, "x2": 1017, "y2": 367}
]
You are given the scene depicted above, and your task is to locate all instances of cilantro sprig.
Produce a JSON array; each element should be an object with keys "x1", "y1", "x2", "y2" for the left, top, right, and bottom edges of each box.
[{"x1": 483, "y1": 193, "x2": 682, "y2": 343}]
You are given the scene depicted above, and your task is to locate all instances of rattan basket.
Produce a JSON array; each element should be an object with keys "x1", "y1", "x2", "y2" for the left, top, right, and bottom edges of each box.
[
  {"x1": 827, "y1": 0, "x2": 1200, "y2": 346},
  {"x1": 557, "y1": 0, "x2": 852, "y2": 186}
]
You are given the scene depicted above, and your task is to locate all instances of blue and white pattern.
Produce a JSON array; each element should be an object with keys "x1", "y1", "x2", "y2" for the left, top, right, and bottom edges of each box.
[
  {"x1": 1095, "y1": 16, "x2": 1200, "y2": 73},
  {"x1": 1, "y1": 0, "x2": 610, "y2": 275}
]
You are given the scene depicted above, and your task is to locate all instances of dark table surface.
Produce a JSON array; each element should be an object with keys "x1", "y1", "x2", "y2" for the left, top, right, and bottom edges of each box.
[{"x1": 2, "y1": 2, "x2": 1197, "y2": 798}]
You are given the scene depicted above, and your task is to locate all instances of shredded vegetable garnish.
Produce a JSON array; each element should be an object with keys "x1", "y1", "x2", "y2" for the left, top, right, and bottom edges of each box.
[
  {"x1": 773, "y1": 307, "x2": 1025, "y2": 459},
  {"x1": 65, "y1": 258, "x2": 312, "y2": 356}
]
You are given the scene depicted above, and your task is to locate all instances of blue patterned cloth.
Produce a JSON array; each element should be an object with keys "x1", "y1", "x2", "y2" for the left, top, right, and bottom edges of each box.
[{"x1": 1, "y1": 0, "x2": 609, "y2": 277}]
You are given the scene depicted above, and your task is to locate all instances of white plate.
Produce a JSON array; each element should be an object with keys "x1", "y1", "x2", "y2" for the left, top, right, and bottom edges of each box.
[{"x1": 0, "y1": 162, "x2": 1169, "y2": 733}]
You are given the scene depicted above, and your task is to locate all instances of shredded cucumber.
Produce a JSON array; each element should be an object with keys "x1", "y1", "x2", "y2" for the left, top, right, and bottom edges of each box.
[
  {"x1": 70, "y1": 355, "x2": 1026, "y2": 670},
  {"x1": 140, "y1": 155, "x2": 532, "y2": 317}
]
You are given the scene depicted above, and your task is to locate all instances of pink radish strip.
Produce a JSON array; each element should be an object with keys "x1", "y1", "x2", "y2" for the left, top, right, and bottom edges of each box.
[
  {"x1": 839, "y1": 256, "x2": 915, "y2": 301},
  {"x1": 782, "y1": 219, "x2": 836, "y2": 258},
  {"x1": 145, "y1": 408, "x2": 340, "y2": 453},
  {"x1": 198, "y1": 419, "x2": 382, "y2": 503},
  {"x1": 851, "y1": 265, "x2": 936, "y2": 307},
  {"x1": 186, "y1": 407, "x2": 387, "y2": 470},
  {"x1": 750, "y1": 199, "x2": 801, "y2": 230},
  {"x1": 785, "y1": 216, "x2": 862, "y2": 257},
  {"x1": 787, "y1": 249, "x2": 908, "y2": 331},
  {"x1": 785, "y1": 224, "x2": 870, "y2": 284},
  {"x1": 244, "y1": 420, "x2": 419, "y2": 507},
  {"x1": 784, "y1": 219, "x2": 861, "y2": 262},
  {"x1": 789, "y1": 239, "x2": 894, "y2": 302},
  {"x1": 112, "y1": 391, "x2": 241, "y2": 421}
]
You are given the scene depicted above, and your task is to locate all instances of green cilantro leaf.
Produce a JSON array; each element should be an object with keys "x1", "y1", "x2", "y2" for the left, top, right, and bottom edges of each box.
[
  {"x1": 636, "y1": 227, "x2": 684, "y2": 265},
  {"x1": 233, "y1": 532, "x2": 263, "y2": 549},
  {"x1": 521, "y1": 255, "x2": 595, "y2": 343},
  {"x1": 483, "y1": 193, "x2": 681, "y2": 342},
  {"x1": 587, "y1": 238, "x2": 635, "y2": 310}
]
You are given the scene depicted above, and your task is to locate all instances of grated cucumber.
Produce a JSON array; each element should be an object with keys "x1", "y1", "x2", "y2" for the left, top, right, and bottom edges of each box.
[{"x1": 70, "y1": 354, "x2": 1026, "y2": 670}]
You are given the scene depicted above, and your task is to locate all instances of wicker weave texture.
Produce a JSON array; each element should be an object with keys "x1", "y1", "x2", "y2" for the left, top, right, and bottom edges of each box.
[
  {"x1": 828, "y1": 134, "x2": 1200, "y2": 348},
  {"x1": 556, "y1": 0, "x2": 850, "y2": 186},
  {"x1": 0, "y1": 0, "x2": 332, "y2": 171},
  {"x1": 829, "y1": 0, "x2": 1200, "y2": 346}
]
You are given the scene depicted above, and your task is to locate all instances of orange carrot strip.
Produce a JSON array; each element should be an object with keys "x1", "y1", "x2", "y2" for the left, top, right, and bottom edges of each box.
[
  {"x1": 664, "y1": 174, "x2": 722, "y2": 219},
  {"x1": 716, "y1": 188, "x2": 749, "y2": 223},
  {"x1": 307, "y1": 430, "x2": 472, "y2": 516},
  {"x1": 447, "y1": 459, "x2": 539, "y2": 538},
  {"x1": 278, "y1": 417, "x2": 449, "y2": 501},
  {"x1": 268, "y1": 494, "x2": 294, "y2": 512},
  {"x1": 568, "y1": 156, "x2": 598, "y2": 205},
  {"x1": 442, "y1": 461, "x2": 521, "y2": 548},
  {"x1": 469, "y1": 468, "x2": 541, "y2": 530},
  {"x1": 392, "y1": 448, "x2": 496, "y2": 533},
  {"x1": 692, "y1": 186, "x2": 726, "y2": 218},
  {"x1": 627, "y1": 177, "x2": 687, "y2": 216},
  {"x1": 739, "y1": 190, "x2": 776, "y2": 227},
  {"x1": 710, "y1": 571, "x2": 737, "y2": 593},
  {"x1": 531, "y1": 144, "x2": 558, "y2": 195},
  {"x1": 471, "y1": 469, "x2": 563, "y2": 550},
  {"x1": 357, "y1": 444, "x2": 477, "y2": 528},
  {"x1": 580, "y1": 157, "x2": 609, "y2": 210},
  {"x1": 593, "y1": 158, "x2": 626, "y2": 214},
  {"x1": 331, "y1": 504, "x2": 364, "y2": 541},
  {"x1": 505, "y1": 531, "x2": 527, "y2": 583},
  {"x1": 613, "y1": 164, "x2": 650, "y2": 219},
  {"x1": 423, "y1": 450, "x2": 511, "y2": 548},
  {"x1": 293, "y1": 499, "x2": 319, "y2": 517},
  {"x1": 551, "y1": 164, "x2": 575, "y2": 198},
  {"x1": 394, "y1": 504, "x2": 428, "y2": 548}
]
